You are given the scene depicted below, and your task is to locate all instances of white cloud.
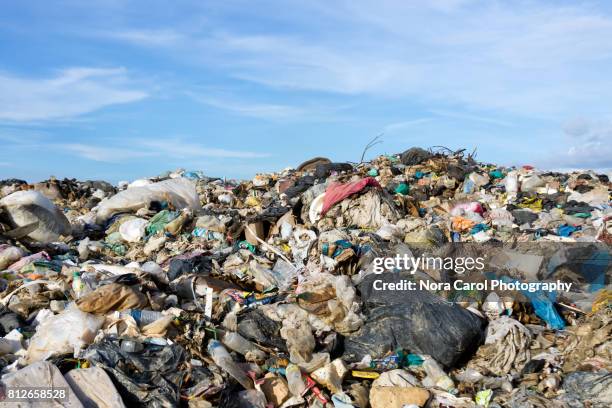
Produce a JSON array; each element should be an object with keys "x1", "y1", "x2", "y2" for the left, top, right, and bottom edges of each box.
[
  {"x1": 61, "y1": 143, "x2": 157, "y2": 162},
  {"x1": 217, "y1": 33, "x2": 410, "y2": 95},
  {"x1": 563, "y1": 117, "x2": 591, "y2": 138},
  {"x1": 538, "y1": 118, "x2": 612, "y2": 170},
  {"x1": 0, "y1": 67, "x2": 147, "y2": 121},
  {"x1": 93, "y1": 1, "x2": 612, "y2": 119},
  {"x1": 47, "y1": 1, "x2": 612, "y2": 137},
  {"x1": 187, "y1": 93, "x2": 305, "y2": 120},
  {"x1": 562, "y1": 142, "x2": 612, "y2": 169},
  {"x1": 99, "y1": 29, "x2": 184, "y2": 47},
  {"x1": 59, "y1": 139, "x2": 270, "y2": 162}
]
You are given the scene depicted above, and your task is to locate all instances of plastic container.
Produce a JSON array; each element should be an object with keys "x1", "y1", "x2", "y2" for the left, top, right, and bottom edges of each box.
[
  {"x1": 285, "y1": 363, "x2": 306, "y2": 396},
  {"x1": 207, "y1": 340, "x2": 253, "y2": 389},
  {"x1": 120, "y1": 309, "x2": 164, "y2": 326},
  {"x1": 221, "y1": 331, "x2": 266, "y2": 361}
]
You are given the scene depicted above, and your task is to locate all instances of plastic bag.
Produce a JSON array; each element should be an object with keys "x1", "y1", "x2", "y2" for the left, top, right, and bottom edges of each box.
[
  {"x1": 146, "y1": 209, "x2": 179, "y2": 236},
  {"x1": 83, "y1": 337, "x2": 185, "y2": 407},
  {"x1": 422, "y1": 355, "x2": 454, "y2": 391},
  {"x1": 0, "y1": 190, "x2": 71, "y2": 243},
  {"x1": 344, "y1": 273, "x2": 485, "y2": 368},
  {"x1": 64, "y1": 367, "x2": 126, "y2": 408},
  {"x1": 2, "y1": 361, "x2": 84, "y2": 407},
  {"x1": 27, "y1": 305, "x2": 104, "y2": 363},
  {"x1": 521, "y1": 174, "x2": 545, "y2": 191},
  {"x1": 0, "y1": 244, "x2": 24, "y2": 270},
  {"x1": 118, "y1": 218, "x2": 148, "y2": 242},
  {"x1": 96, "y1": 178, "x2": 200, "y2": 224},
  {"x1": 504, "y1": 171, "x2": 519, "y2": 194},
  {"x1": 468, "y1": 316, "x2": 531, "y2": 376},
  {"x1": 249, "y1": 259, "x2": 297, "y2": 290},
  {"x1": 500, "y1": 276, "x2": 565, "y2": 329}
]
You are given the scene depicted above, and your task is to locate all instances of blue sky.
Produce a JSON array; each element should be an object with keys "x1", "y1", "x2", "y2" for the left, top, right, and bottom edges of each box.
[{"x1": 1, "y1": 0, "x2": 611, "y2": 182}]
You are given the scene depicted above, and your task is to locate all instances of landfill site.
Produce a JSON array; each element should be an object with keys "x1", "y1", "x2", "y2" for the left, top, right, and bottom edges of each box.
[{"x1": 0, "y1": 146, "x2": 610, "y2": 408}]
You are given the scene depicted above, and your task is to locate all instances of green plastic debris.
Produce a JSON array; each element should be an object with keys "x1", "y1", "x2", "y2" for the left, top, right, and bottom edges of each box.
[
  {"x1": 104, "y1": 231, "x2": 127, "y2": 255},
  {"x1": 489, "y1": 169, "x2": 504, "y2": 179},
  {"x1": 104, "y1": 242, "x2": 126, "y2": 256},
  {"x1": 395, "y1": 183, "x2": 410, "y2": 195},
  {"x1": 238, "y1": 240, "x2": 256, "y2": 254},
  {"x1": 368, "y1": 168, "x2": 379, "y2": 177},
  {"x1": 385, "y1": 155, "x2": 399, "y2": 163},
  {"x1": 146, "y1": 210, "x2": 179, "y2": 236},
  {"x1": 406, "y1": 353, "x2": 424, "y2": 366},
  {"x1": 20, "y1": 260, "x2": 62, "y2": 274}
]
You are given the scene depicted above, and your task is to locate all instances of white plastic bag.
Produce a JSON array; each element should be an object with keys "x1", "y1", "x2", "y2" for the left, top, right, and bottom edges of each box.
[
  {"x1": 504, "y1": 171, "x2": 519, "y2": 194},
  {"x1": 27, "y1": 305, "x2": 104, "y2": 363},
  {"x1": 521, "y1": 174, "x2": 545, "y2": 192},
  {"x1": 96, "y1": 178, "x2": 200, "y2": 223},
  {"x1": 2, "y1": 361, "x2": 84, "y2": 407},
  {"x1": 0, "y1": 190, "x2": 71, "y2": 243},
  {"x1": 118, "y1": 218, "x2": 148, "y2": 242},
  {"x1": 375, "y1": 223, "x2": 401, "y2": 240}
]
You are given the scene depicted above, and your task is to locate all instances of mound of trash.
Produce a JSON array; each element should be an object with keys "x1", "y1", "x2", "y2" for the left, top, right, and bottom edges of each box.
[{"x1": 0, "y1": 147, "x2": 610, "y2": 407}]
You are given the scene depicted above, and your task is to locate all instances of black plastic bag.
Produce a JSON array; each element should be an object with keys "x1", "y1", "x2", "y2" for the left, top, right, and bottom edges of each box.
[
  {"x1": 83, "y1": 337, "x2": 185, "y2": 407},
  {"x1": 343, "y1": 273, "x2": 485, "y2": 368}
]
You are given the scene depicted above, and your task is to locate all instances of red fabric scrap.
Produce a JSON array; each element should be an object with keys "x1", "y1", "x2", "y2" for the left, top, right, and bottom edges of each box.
[{"x1": 321, "y1": 177, "x2": 381, "y2": 215}]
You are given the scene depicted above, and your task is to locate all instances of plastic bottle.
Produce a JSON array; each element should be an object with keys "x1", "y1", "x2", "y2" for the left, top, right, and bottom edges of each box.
[
  {"x1": 285, "y1": 363, "x2": 306, "y2": 396},
  {"x1": 207, "y1": 340, "x2": 253, "y2": 389},
  {"x1": 221, "y1": 331, "x2": 266, "y2": 361},
  {"x1": 72, "y1": 272, "x2": 85, "y2": 299},
  {"x1": 120, "y1": 309, "x2": 164, "y2": 326}
]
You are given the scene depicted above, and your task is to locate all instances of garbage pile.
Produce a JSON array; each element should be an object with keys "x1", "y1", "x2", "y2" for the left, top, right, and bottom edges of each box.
[{"x1": 0, "y1": 147, "x2": 610, "y2": 407}]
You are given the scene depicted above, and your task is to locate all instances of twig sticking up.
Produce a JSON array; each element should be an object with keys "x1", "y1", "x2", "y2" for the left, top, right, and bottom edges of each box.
[{"x1": 360, "y1": 134, "x2": 383, "y2": 163}]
